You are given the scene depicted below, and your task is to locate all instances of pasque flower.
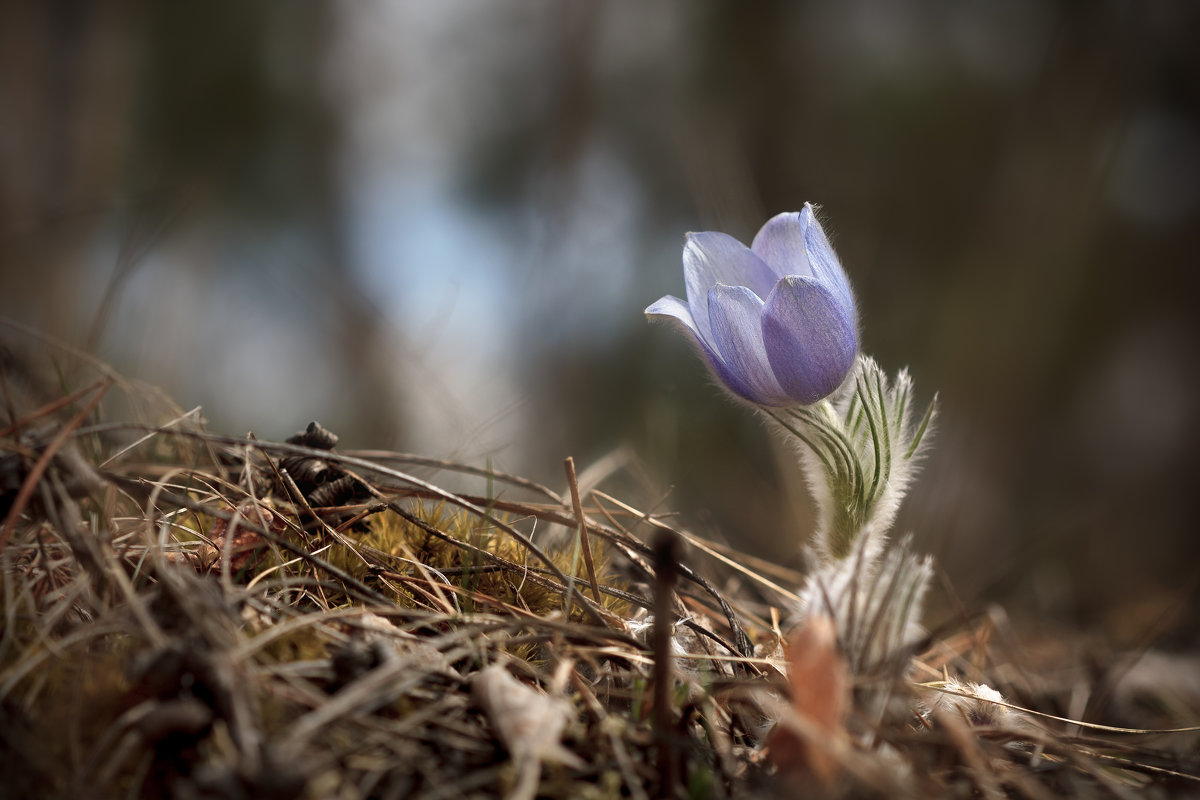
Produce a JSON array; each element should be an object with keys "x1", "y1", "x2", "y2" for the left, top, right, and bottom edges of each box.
[{"x1": 646, "y1": 204, "x2": 857, "y2": 406}]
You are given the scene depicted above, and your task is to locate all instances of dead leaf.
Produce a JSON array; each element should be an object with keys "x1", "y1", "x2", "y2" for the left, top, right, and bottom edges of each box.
[
  {"x1": 472, "y1": 662, "x2": 582, "y2": 800},
  {"x1": 766, "y1": 614, "x2": 849, "y2": 786}
]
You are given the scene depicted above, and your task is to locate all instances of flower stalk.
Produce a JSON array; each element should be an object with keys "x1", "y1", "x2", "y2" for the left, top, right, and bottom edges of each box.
[{"x1": 773, "y1": 355, "x2": 937, "y2": 563}]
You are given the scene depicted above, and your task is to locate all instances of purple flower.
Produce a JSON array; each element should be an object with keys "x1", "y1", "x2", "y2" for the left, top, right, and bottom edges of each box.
[{"x1": 646, "y1": 204, "x2": 858, "y2": 406}]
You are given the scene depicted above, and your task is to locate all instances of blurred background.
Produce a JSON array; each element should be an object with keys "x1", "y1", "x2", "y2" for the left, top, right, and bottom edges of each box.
[{"x1": 2, "y1": 1, "x2": 1198, "y2": 647}]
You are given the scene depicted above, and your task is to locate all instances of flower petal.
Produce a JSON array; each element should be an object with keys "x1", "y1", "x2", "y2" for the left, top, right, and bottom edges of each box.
[
  {"x1": 761, "y1": 276, "x2": 858, "y2": 405},
  {"x1": 706, "y1": 285, "x2": 791, "y2": 406},
  {"x1": 751, "y1": 211, "x2": 815, "y2": 280},
  {"x1": 646, "y1": 294, "x2": 752, "y2": 397},
  {"x1": 752, "y1": 206, "x2": 854, "y2": 312},
  {"x1": 798, "y1": 203, "x2": 855, "y2": 312},
  {"x1": 683, "y1": 232, "x2": 778, "y2": 337}
]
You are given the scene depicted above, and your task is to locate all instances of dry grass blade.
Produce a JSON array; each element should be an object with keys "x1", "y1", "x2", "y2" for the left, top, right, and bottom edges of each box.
[
  {"x1": 564, "y1": 456, "x2": 602, "y2": 607},
  {"x1": 0, "y1": 377, "x2": 111, "y2": 551}
]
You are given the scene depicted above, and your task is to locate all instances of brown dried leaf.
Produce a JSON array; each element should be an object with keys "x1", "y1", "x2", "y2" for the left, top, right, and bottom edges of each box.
[
  {"x1": 767, "y1": 614, "x2": 850, "y2": 786},
  {"x1": 203, "y1": 501, "x2": 287, "y2": 574},
  {"x1": 472, "y1": 663, "x2": 583, "y2": 768}
]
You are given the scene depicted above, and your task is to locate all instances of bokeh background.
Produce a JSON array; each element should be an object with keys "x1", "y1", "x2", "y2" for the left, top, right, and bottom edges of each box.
[{"x1": 3, "y1": 1, "x2": 1198, "y2": 647}]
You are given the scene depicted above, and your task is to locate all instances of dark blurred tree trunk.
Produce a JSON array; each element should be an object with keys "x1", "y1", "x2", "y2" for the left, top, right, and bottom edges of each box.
[{"x1": 0, "y1": 1, "x2": 404, "y2": 444}]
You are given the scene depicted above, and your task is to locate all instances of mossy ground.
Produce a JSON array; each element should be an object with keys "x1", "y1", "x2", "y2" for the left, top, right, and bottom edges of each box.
[{"x1": 1, "y1": 350, "x2": 1197, "y2": 799}]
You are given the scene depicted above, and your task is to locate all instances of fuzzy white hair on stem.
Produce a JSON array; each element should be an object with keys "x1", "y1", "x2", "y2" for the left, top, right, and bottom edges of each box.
[
  {"x1": 795, "y1": 534, "x2": 933, "y2": 678},
  {"x1": 769, "y1": 355, "x2": 937, "y2": 563}
]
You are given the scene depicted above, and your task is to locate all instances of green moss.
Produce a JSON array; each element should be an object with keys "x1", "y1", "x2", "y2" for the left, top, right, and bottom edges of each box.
[{"x1": 319, "y1": 502, "x2": 629, "y2": 621}]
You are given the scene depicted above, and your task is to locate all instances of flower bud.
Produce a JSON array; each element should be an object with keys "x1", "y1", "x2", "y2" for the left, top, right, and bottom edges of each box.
[{"x1": 646, "y1": 204, "x2": 858, "y2": 407}]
